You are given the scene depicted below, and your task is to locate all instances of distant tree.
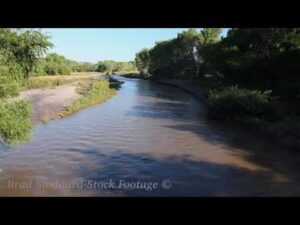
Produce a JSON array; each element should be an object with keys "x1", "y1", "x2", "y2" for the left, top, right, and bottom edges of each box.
[
  {"x1": 76, "y1": 62, "x2": 97, "y2": 72},
  {"x1": 44, "y1": 53, "x2": 74, "y2": 75},
  {"x1": 135, "y1": 48, "x2": 150, "y2": 75},
  {"x1": 96, "y1": 60, "x2": 136, "y2": 73},
  {"x1": 96, "y1": 62, "x2": 109, "y2": 73}
]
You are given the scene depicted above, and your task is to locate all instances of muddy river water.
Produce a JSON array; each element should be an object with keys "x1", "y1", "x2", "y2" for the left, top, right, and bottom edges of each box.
[{"x1": 1, "y1": 76, "x2": 300, "y2": 196}]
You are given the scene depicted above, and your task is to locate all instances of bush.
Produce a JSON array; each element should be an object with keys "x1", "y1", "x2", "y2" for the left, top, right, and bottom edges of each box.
[
  {"x1": 208, "y1": 86, "x2": 270, "y2": 119},
  {"x1": 0, "y1": 100, "x2": 32, "y2": 145},
  {"x1": 44, "y1": 53, "x2": 74, "y2": 75},
  {"x1": 0, "y1": 82, "x2": 20, "y2": 98},
  {"x1": 63, "y1": 79, "x2": 118, "y2": 117}
]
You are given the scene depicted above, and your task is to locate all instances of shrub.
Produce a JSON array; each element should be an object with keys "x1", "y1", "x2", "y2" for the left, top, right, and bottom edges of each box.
[
  {"x1": 0, "y1": 82, "x2": 20, "y2": 98},
  {"x1": 0, "y1": 100, "x2": 32, "y2": 145},
  {"x1": 63, "y1": 79, "x2": 118, "y2": 117},
  {"x1": 44, "y1": 53, "x2": 74, "y2": 75},
  {"x1": 208, "y1": 86, "x2": 270, "y2": 119}
]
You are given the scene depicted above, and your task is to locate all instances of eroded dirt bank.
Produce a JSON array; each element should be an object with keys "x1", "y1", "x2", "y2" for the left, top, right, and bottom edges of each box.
[{"x1": 18, "y1": 84, "x2": 81, "y2": 124}]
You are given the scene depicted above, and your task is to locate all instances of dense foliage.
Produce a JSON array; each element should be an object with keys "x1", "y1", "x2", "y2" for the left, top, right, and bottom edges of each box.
[
  {"x1": 0, "y1": 29, "x2": 52, "y2": 83},
  {"x1": 0, "y1": 100, "x2": 32, "y2": 145},
  {"x1": 96, "y1": 60, "x2": 136, "y2": 74},
  {"x1": 135, "y1": 48, "x2": 150, "y2": 76},
  {"x1": 208, "y1": 86, "x2": 270, "y2": 119},
  {"x1": 43, "y1": 53, "x2": 77, "y2": 75},
  {"x1": 135, "y1": 28, "x2": 300, "y2": 119},
  {"x1": 63, "y1": 79, "x2": 118, "y2": 117},
  {"x1": 201, "y1": 29, "x2": 300, "y2": 101},
  {"x1": 0, "y1": 82, "x2": 19, "y2": 99},
  {"x1": 75, "y1": 62, "x2": 98, "y2": 72},
  {"x1": 135, "y1": 28, "x2": 222, "y2": 79}
]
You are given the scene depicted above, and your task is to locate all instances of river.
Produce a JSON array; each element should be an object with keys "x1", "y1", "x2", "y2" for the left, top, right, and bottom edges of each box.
[{"x1": 1, "y1": 76, "x2": 300, "y2": 196}]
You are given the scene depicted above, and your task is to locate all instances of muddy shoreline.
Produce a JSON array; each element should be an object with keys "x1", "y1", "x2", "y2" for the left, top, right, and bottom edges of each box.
[
  {"x1": 124, "y1": 76, "x2": 300, "y2": 151},
  {"x1": 17, "y1": 83, "x2": 82, "y2": 124}
]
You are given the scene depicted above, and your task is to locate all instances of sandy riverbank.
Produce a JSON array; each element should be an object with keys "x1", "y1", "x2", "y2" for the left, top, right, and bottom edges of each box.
[
  {"x1": 14, "y1": 72, "x2": 102, "y2": 124},
  {"x1": 17, "y1": 83, "x2": 82, "y2": 124}
]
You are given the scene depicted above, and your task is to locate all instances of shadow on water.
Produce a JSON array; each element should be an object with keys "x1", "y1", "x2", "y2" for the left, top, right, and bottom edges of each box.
[
  {"x1": 126, "y1": 78, "x2": 300, "y2": 190},
  {"x1": 1, "y1": 77, "x2": 300, "y2": 196},
  {"x1": 78, "y1": 149, "x2": 300, "y2": 196}
]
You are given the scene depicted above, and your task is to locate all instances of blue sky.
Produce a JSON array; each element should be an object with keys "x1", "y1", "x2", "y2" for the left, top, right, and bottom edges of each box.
[{"x1": 42, "y1": 28, "x2": 229, "y2": 63}]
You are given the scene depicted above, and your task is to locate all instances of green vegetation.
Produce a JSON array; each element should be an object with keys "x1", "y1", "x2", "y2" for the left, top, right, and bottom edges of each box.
[
  {"x1": 43, "y1": 53, "x2": 77, "y2": 75},
  {"x1": 96, "y1": 60, "x2": 137, "y2": 74},
  {"x1": 135, "y1": 28, "x2": 300, "y2": 147},
  {"x1": 208, "y1": 86, "x2": 270, "y2": 119},
  {"x1": 0, "y1": 29, "x2": 52, "y2": 82},
  {"x1": 0, "y1": 29, "x2": 52, "y2": 97},
  {"x1": 0, "y1": 29, "x2": 99, "y2": 145},
  {"x1": 0, "y1": 100, "x2": 32, "y2": 145},
  {"x1": 135, "y1": 28, "x2": 222, "y2": 79},
  {"x1": 20, "y1": 75, "x2": 92, "y2": 90},
  {"x1": 0, "y1": 29, "x2": 50, "y2": 144},
  {"x1": 75, "y1": 62, "x2": 98, "y2": 72},
  {"x1": 1, "y1": 27, "x2": 299, "y2": 148},
  {"x1": 63, "y1": 79, "x2": 118, "y2": 117},
  {"x1": 0, "y1": 28, "x2": 134, "y2": 91},
  {"x1": 0, "y1": 82, "x2": 20, "y2": 99},
  {"x1": 135, "y1": 49, "x2": 150, "y2": 76}
]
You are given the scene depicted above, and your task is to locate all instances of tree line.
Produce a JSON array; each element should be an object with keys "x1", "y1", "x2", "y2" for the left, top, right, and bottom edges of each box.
[
  {"x1": 0, "y1": 29, "x2": 136, "y2": 84},
  {"x1": 135, "y1": 28, "x2": 300, "y2": 104},
  {"x1": 34, "y1": 54, "x2": 136, "y2": 76},
  {"x1": 135, "y1": 28, "x2": 222, "y2": 79},
  {"x1": 135, "y1": 28, "x2": 300, "y2": 100},
  {"x1": 135, "y1": 28, "x2": 300, "y2": 133}
]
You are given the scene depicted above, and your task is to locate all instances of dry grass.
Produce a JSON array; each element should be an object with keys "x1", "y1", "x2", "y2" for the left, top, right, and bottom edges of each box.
[
  {"x1": 44, "y1": 71, "x2": 102, "y2": 79},
  {"x1": 20, "y1": 72, "x2": 104, "y2": 91}
]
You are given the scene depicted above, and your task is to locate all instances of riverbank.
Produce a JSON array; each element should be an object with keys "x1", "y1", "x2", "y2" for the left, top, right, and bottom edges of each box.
[
  {"x1": 0, "y1": 75, "x2": 121, "y2": 145},
  {"x1": 158, "y1": 79, "x2": 300, "y2": 150},
  {"x1": 4, "y1": 75, "x2": 300, "y2": 196},
  {"x1": 150, "y1": 78, "x2": 209, "y2": 104},
  {"x1": 7, "y1": 72, "x2": 102, "y2": 124},
  {"x1": 20, "y1": 72, "x2": 101, "y2": 91},
  {"x1": 124, "y1": 75, "x2": 300, "y2": 151},
  {"x1": 16, "y1": 83, "x2": 81, "y2": 124},
  {"x1": 62, "y1": 79, "x2": 118, "y2": 117},
  {"x1": 17, "y1": 77, "x2": 120, "y2": 124},
  {"x1": 120, "y1": 73, "x2": 149, "y2": 79}
]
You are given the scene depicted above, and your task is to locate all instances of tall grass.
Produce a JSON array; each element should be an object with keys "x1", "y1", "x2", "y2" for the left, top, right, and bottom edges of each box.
[
  {"x1": 0, "y1": 82, "x2": 20, "y2": 99},
  {"x1": 21, "y1": 76, "x2": 80, "y2": 90},
  {"x1": 0, "y1": 100, "x2": 32, "y2": 145},
  {"x1": 63, "y1": 79, "x2": 118, "y2": 117}
]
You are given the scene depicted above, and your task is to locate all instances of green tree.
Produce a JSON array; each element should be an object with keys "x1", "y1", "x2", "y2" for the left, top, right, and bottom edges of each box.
[
  {"x1": 0, "y1": 29, "x2": 52, "y2": 80},
  {"x1": 201, "y1": 28, "x2": 300, "y2": 100},
  {"x1": 96, "y1": 60, "x2": 136, "y2": 73},
  {"x1": 199, "y1": 28, "x2": 223, "y2": 44},
  {"x1": 145, "y1": 28, "x2": 222, "y2": 79},
  {"x1": 44, "y1": 53, "x2": 74, "y2": 75},
  {"x1": 76, "y1": 62, "x2": 97, "y2": 72},
  {"x1": 135, "y1": 48, "x2": 150, "y2": 75},
  {"x1": 96, "y1": 61, "x2": 109, "y2": 72}
]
